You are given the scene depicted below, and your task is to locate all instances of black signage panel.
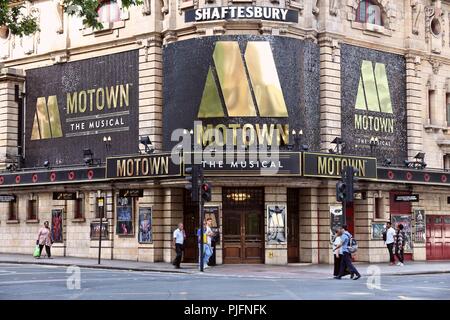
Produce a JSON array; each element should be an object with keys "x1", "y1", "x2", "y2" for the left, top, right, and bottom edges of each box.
[
  {"x1": 378, "y1": 167, "x2": 450, "y2": 185},
  {"x1": 163, "y1": 36, "x2": 320, "y2": 152},
  {"x1": 53, "y1": 192, "x2": 77, "y2": 200},
  {"x1": 106, "y1": 153, "x2": 182, "y2": 179},
  {"x1": 394, "y1": 194, "x2": 419, "y2": 202},
  {"x1": 119, "y1": 189, "x2": 144, "y2": 197},
  {"x1": 0, "y1": 195, "x2": 16, "y2": 202},
  {"x1": 303, "y1": 152, "x2": 377, "y2": 179},
  {"x1": 341, "y1": 44, "x2": 407, "y2": 166},
  {"x1": 25, "y1": 50, "x2": 139, "y2": 167},
  {"x1": 186, "y1": 152, "x2": 301, "y2": 176},
  {"x1": 0, "y1": 167, "x2": 106, "y2": 188},
  {"x1": 185, "y1": 6, "x2": 299, "y2": 23}
]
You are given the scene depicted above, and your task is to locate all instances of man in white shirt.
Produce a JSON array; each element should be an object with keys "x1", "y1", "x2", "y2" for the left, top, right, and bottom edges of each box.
[
  {"x1": 385, "y1": 221, "x2": 396, "y2": 265},
  {"x1": 172, "y1": 223, "x2": 186, "y2": 269}
]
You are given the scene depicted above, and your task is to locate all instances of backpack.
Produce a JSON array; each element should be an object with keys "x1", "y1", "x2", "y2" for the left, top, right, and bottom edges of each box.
[{"x1": 348, "y1": 238, "x2": 358, "y2": 254}]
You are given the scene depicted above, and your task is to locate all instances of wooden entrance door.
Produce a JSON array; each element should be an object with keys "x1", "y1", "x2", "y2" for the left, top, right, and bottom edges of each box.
[
  {"x1": 287, "y1": 189, "x2": 300, "y2": 263},
  {"x1": 222, "y1": 188, "x2": 264, "y2": 263},
  {"x1": 426, "y1": 215, "x2": 450, "y2": 260}
]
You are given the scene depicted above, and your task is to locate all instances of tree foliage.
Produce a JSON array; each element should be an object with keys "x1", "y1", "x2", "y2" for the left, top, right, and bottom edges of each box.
[{"x1": 0, "y1": 0, "x2": 142, "y2": 37}]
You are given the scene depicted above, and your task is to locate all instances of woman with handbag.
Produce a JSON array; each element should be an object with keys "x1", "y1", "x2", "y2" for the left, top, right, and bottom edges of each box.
[{"x1": 36, "y1": 221, "x2": 53, "y2": 259}]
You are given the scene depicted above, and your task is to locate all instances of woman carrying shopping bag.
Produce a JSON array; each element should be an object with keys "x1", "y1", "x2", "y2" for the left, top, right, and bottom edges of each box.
[{"x1": 35, "y1": 221, "x2": 53, "y2": 259}]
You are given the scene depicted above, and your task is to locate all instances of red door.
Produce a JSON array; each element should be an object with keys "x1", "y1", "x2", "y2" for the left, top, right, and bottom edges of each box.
[
  {"x1": 426, "y1": 215, "x2": 450, "y2": 260},
  {"x1": 345, "y1": 202, "x2": 354, "y2": 236}
]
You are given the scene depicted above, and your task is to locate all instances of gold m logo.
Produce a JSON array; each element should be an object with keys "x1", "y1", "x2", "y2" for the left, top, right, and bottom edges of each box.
[
  {"x1": 198, "y1": 41, "x2": 288, "y2": 118},
  {"x1": 31, "y1": 96, "x2": 63, "y2": 140},
  {"x1": 355, "y1": 60, "x2": 393, "y2": 114}
]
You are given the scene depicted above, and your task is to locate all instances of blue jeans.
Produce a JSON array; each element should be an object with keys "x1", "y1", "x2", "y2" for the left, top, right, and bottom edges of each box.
[{"x1": 199, "y1": 244, "x2": 213, "y2": 268}]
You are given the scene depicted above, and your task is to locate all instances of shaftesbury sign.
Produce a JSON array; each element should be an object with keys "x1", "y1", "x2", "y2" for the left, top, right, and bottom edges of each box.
[
  {"x1": 303, "y1": 152, "x2": 377, "y2": 179},
  {"x1": 185, "y1": 6, "x2": 299, "y2": 23},
  {"x1": 106, "y1": 154, "x2": 182, "y2": 179}
]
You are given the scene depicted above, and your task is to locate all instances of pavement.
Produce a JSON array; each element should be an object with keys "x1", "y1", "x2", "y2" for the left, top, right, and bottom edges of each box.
[
  {"x1": 1, "y1": 253, "x2": 450, "y2": 279},
  {"x1": 1, "y1": 263, "x2": 449, "y2": 300}
]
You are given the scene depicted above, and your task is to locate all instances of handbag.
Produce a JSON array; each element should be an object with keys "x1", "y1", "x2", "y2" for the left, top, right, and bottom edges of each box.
[{"x1": 33, "y1": 245, "x2": 40, "y2": 257}]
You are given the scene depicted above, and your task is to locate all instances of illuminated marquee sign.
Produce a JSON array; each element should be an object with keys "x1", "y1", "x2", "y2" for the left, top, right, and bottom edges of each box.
[
  {"x1": 106, "y1": 154, "x2": 182, "y2": 179},
  {"x1": 185, "y1": 6, "x2": 299, "y2": 23},
  {"x1": 303, "y1": 152, "x2": 377, "y2": 179},
  {"x1": 185, "y1": 152, "x2": 302, "y2": 176}
]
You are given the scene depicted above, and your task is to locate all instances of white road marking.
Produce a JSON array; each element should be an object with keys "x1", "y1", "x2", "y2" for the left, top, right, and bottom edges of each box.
[{"x1": 398, "y1": 295, "x2": 427, "y2": 300}]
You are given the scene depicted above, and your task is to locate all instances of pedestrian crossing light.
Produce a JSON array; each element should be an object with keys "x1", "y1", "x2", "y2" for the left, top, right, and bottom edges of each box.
[
  {"x1": 336, "y1": 180, "x2": 346, "y2": 202},
  {"x1": 336, "y1": 166, "x2": 357, "y2": 203},
  {"x1": 201, "y1": 183, "x2": 212, "y2": 202}
]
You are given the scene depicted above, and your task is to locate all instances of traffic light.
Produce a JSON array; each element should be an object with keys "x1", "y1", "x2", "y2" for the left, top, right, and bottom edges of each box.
[
  {"x1": 336, "y1": 166, "x2": 357, "y2": 203},
  {"x1": 336, "y1": 180, "x2": 346, "y2": 202},
  {"x1": 201, "y1": 182, "x2": 212, "y2": 202},
  {"x1": 344, "y1": 166, "x2": 356, "y2": 202},
  {"x1": 185, "y1": 165, "x2": 199, "y2": 202}
]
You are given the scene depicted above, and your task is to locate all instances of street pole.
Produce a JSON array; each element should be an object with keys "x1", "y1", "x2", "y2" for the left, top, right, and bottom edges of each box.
[
  {"x1": 198, "y1": 165, "x2": 205, "y2": 272},
  {"x1": 98, "y1": 197, "x2": 103, "y2": 265}
]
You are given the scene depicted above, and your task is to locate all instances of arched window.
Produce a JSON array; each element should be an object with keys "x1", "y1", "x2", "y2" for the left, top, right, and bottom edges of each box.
[
  {"x1": 97, "y1": 0, "x2": 121, "y2": 24},
  {"x1": 356, "y1": 0, "x2": 383, "y2": 26}
]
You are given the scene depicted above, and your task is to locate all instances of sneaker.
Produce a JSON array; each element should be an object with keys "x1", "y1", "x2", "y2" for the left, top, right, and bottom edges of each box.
[
  {"x1": 396, "y1": 262, "x2": 401, "y2": 266},
  {"x1": 399, "y1": 262, "x2": 404, "y2": 266},
  {"x1": 203, "y1": 265, "x2": 209, "y2": 269}
]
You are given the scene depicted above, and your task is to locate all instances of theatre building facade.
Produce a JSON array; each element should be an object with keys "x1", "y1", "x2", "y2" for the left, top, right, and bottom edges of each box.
[{"x1": 1, "y1": 0, "x2": 450, "y2": 264}]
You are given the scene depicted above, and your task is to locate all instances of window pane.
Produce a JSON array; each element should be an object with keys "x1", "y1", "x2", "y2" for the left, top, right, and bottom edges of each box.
[
  {"x1": 447, "y1": 103, "x2": 450, "y2": 125},
  {"x1": 246, "y1": 212, "x2": 261, "y2": 235}
]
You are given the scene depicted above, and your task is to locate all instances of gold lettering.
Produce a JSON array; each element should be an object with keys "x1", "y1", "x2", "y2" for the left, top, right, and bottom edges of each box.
[
  {"x1": 126, "y1": 159, "x2": 134, "y2": 176},
  {"x1": 120, "y1": 84, "x2": 129, "y2": 108},
  {"x1": 318, "y1": 157, "x2": 327, "y2": 175},
  {"x1": 149, "y1": 157, "x2": 160, "y2": 175},
  {"x1": 87, "y1": 89, "x2": 96, "y2": 112},
  {"x1": 97, "y1": 88, "x2": 105, "y2": 111},
  {"x1": 67, "y1": 92, "x2": 77, "y2": 114},
  {"x1": 117, "y1": 160, "x2": 126, "y2": 177},
  {"x1": 78, "y1": 91, "x2": 87, "y2": 113},
  {"x1": 106, "y1": 86, "x2": 119, "y2": 109}
]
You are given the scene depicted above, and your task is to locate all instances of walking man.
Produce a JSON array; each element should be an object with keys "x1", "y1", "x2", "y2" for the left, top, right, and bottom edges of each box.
[
  {"x1": 172, "y1": 223, "x2": 186, "y2": 269},
  {"x1": 385, "y1": 221, "x2": 396, "y2": 265},
  {"x1": 198, "y1": 218, "x2": 214, "y2": 269},
  {"x1": 395, "y1": 224, "x2": 405, "y2": 266},
  {"x1": 334, "y1": 225, "x2": 361, "y2": 280}
]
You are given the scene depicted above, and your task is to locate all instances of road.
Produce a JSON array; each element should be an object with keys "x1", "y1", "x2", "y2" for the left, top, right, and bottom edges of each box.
[{"x1": 0, "y1": 263, "x2": 449, "y2": 300}]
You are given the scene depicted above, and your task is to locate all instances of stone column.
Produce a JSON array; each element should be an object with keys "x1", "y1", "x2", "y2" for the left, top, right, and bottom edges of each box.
[
  {"x1": 162, "y1": 188, "x2": 183, "y2": 263},
  {"x1": 405, "y1": 54, "x2": 424, "y2": 159},
  {"x1": 318, "y1": 35, "x2": 341, "y2": 152},
  {"x1": 137, "y1": 187, "x2": 164, "y2": 262},
  {"x1": 0, "y1": 68, "x2": 25, "y2": 170},
  {"x1": 318, "y1": 182, "x2": 337, "y2": 264},
  {"x1": 138, "y1": 36, "x2": 163, "y2": 152},
  {"x1": 299, "y1": 187, "x2": 319, "y2": 263}
]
